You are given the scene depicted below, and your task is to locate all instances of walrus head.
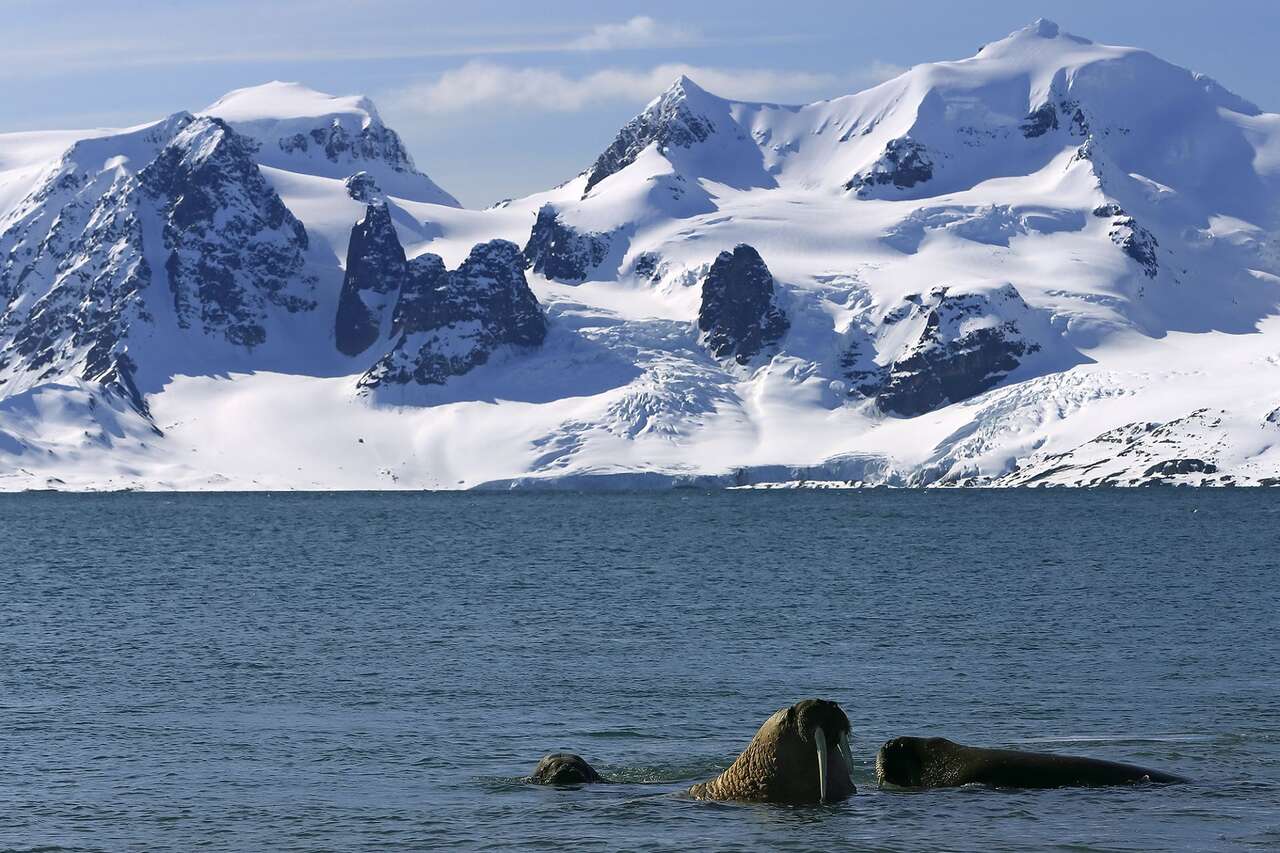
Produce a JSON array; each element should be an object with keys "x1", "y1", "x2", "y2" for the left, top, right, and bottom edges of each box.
[
  {"x1": 529, "y1": 752, "x2": 603, "y2": 785},
  {"x1": 876, "y1": 736, "x2": 956, "y2": 788},
  {"x1": 689, "y1": 699, "x2": 857, "y2": 804}
]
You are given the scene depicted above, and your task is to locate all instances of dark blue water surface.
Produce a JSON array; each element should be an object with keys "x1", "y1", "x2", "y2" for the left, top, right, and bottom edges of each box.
[{"x1": 1, "y1": 491, "x2": 1278, "y2": 851}]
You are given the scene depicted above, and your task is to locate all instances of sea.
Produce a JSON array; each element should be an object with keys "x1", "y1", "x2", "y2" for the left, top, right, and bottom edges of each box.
[{"x1": 1, "y1": 490, "x2": 1277, "y2": 851}]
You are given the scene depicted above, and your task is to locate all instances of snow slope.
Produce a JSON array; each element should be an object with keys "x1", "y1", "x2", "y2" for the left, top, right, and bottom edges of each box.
[{"x1": 2, "y1": 20, "x2": 1280, "y2": 490}]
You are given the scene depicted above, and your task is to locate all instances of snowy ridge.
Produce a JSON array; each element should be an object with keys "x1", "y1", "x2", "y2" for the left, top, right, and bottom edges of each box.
[{"x1": 3, "y1": 20, "x2": 1280, "y2": 490}]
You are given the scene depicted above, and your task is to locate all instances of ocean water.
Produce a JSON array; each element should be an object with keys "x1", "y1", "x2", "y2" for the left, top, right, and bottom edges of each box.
[{"x1": 1, "y1": 490, "x2": 1277, "y2": 851}]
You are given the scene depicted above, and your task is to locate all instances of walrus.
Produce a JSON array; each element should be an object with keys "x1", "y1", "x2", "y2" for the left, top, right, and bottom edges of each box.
[
  {"x1": 876, "y1": 736, "x2": 1188, "y2": 789},
  {"x1": 688, "y1": 699, "x2": 857, "y2": 804},
  {"x1": 529, "y1": 753, "x2": 605, "y2": 785}
]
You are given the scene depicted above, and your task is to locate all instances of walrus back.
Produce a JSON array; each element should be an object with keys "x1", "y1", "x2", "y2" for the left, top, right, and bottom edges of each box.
[{"x1": 969, "y1": 746, "x2": 1188, "y2": 788}]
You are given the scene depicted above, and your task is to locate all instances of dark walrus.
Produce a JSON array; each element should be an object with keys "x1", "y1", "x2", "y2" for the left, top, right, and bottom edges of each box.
[
  {"x1": 529, "y1": 752, "x2": 605, "y2": 785},
  {"x1": 876, "y1": 736, "x2": 1187, "y2": 789}
]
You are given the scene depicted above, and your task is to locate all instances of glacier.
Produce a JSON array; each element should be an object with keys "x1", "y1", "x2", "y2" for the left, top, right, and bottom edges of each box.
[{"x1": 2, "y1": 19, "x2": 1280, "y2": 490}]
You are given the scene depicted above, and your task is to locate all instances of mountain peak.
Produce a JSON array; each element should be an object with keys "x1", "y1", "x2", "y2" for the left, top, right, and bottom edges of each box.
[
  {"x1": 652, "y1": 74, "x2": 723, "y2": 113},
  {"x1": 1027, "y1": 18, "x2": 1061, "y2": 39},
  {"x1": 667, "y1": 74, "x2": 707, "y2": 97},
  {"x1": 200, "y1": 80, "x2": 459, "y2": 207},
  {"x1": 583, "y1": 75, "x2": 722, "y2": 195},
  {"x1": 202, "y1": 81, "x2": 381, "y2": 128},
  {"x1": 978, "y1": 18, "x2": 1097, "y2": 59}
]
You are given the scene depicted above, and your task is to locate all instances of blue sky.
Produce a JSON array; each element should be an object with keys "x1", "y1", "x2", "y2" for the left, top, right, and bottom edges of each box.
[{"x1": 3, "y1": 0, "x2": 1277, "y2": 207}]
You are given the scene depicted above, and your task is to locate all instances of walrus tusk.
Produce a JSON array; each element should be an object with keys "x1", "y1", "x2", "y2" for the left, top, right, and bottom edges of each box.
[
  {"x1": 814, "y1": 727, "x2": 829, "y2": 802},
  {"x1": 838, "y1": 731, "x2": 854, "y2": 783}
]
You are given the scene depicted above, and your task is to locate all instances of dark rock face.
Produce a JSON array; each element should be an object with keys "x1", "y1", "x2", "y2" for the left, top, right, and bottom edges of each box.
[
  {"x1": 632, "y1": 252, "x2": 661, "y2": 281},
  {"x1": 1109, "y1": 216, "x2": 1159, "y2": 278},
  {"x1": 698, "y1": 244, "x2": 789, "y2": 365},
  {"x1": 0, "y1": 163, "x2": 154, "y2": 411},
  {"x1": 389, "y1": 253, "x2": 448, "y2": 338},
  {"x1": 1060, "y1": 98, "x2": 1090, "y2": 136},
  {"x1": 858, "y1": 284, "x2": 1039, "y2": 417},
  {"x1": 583, "y1": 78, "x2": 714, "y2": 195},
  {"x1": 530, "y1": 753, "x2": 603, "y2": 785},
  {"x1": 142, "y1": 117, "x2": 317, "y2": 348},
  {"x1": 521, "y1": 204, "x2": 613, "y2": 283},
  {"x1": 1021, "y1": 103, "x2": 1059, "y2": 138},
  {"x1": 0, "y1": 114, "x2": 316, "y2": 413},
  {"x1": 281, "y1": 120, "x2": 418, "y2": 177},
  {"x1": 331, "y1": 205, "x2": 548, "y2": 388},
  {"x1": 1089, "y1": 203, "x2": 1159, "y2": 278},
  {"x1": 335, "y1": 203, "x2": 406, "y2": 356},
  {"x1": 344, "y1": 171, "x2": 382, "y2": 202},
  {"x1": 846, "y1": 138, "x2": 934, "y2": 196},
  {"x1": 361, "y1": 240, "x2": 547, "y2": 389},
  {"x1": 1144, "y1": 458, "x2": 1217, "y2": 477}
]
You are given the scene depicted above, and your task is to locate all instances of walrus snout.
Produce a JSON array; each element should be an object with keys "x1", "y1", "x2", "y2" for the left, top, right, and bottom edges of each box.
[
  {"x1": 792, "y1": 699, "x2": 857, "y2": 802},
  {"x1": 529, "y1": 752, "x2": 604, "y2": 785}
]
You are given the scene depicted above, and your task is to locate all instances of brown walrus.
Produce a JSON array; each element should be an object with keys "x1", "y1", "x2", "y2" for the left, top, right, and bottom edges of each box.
[
  {"x1": 688, "y1": 699, "x2": 857, "y2": 804},
  {"x1": 876, "y1": 736, "x2": 1188, "y2": 789}
]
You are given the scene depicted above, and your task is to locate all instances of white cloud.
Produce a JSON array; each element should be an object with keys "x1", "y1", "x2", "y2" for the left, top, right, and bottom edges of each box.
[
  {"x1": 568, "y1": 16, "x2": 700, "y2": 51},
  {"x1": 388, "y1": 61, "x2": 904, "y2": 115}
]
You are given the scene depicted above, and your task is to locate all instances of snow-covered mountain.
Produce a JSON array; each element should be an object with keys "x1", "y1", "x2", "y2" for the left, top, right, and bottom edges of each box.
[{"x1": 3, "y1": 20, "x2": 1280, "y2": 490}]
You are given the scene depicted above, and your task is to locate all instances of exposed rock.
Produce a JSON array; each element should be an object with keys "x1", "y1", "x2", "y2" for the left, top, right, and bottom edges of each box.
[
  {"x1": 846, "y1": 138, "x2": 934, "y2": 196},
  {"x1": 280, "y1": 119, "x2": 419, "y2": 178},
  {"x1": 335, "y1": 202, "x2": 406, "y2": 356},
  {"x1": 521, "y1": 204, "x2": 613, "y2": 283},
  {"x1": 389, "y1": 253, "x2": 448, "y2": 338},
  {"x1": 631, "y1": 251, "x2": 661, "y2": 282},
  {"x1": 1108, "y1": 216, "x2": 1159, "y2": 278},
  {"x1": 344, "y1": 171, "x2": 382, "y2": 202},
  {"x1": 361, "y1": 240, "x2": 547, "y2": 388},
  {"x1": 698, "y1": 244, "x2": 788, "y2": 364},
  {"x1": 864, "y1": 284, "x2": 1039, "y2": 416},
  {"x1": 1092, "y1": 203, "x2": 1125, "y2": 217},
  {"x1": 1144, "y1": 458, "x2": 1217, "y2": 477},
  {"x1": 583, "y1": 76, "x2": 715, "y2": 195},
  {"x1": 1021, "y1": 103, "x2": 1059, "y2": 138}
]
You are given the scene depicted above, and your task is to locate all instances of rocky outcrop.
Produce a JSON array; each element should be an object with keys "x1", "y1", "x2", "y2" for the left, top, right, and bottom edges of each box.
[
  {"x1": 521, "y1": 204, "x2": 614, "y2": 283},
  {"x1": 279, "y1": 120, "x2": 413, "y2": 173},
  {"x1": 388, "y1": 253, "x2": 448, "y2": 338},
  {"x1": 856, "y1": 284, "x2": 1040, "y2": 417},
  {"x1": 846, "y1": 138, "x2": 934, "y2": 196},
  {"x1": 344, "y1": 171, "x2": 382, "y2": 202},
  {"x1": 1110, "y1": 216, "x2": 1159, "y2": 278},
  {"x1": 361, "y1": 240, "x2": 547, "y2": 389},
  {"x1": 698, "y1": 244, "x2": 788, "y2": 364},
  {"x1": 583, "y1": 76, "x2": 715, "y2": 195},
  {"x1": 1090, "y1": 204, "x2": 1158, "y2": 277},
  {"x1": 1021, "y1": 103, "x2": 1059, "y2": 138},
  {"x1": 334, "y1": 205, "x2": 549, "y2": 384},
  {"x1": 335, "y1": 203, "x2": 406, "y2": 356}
]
